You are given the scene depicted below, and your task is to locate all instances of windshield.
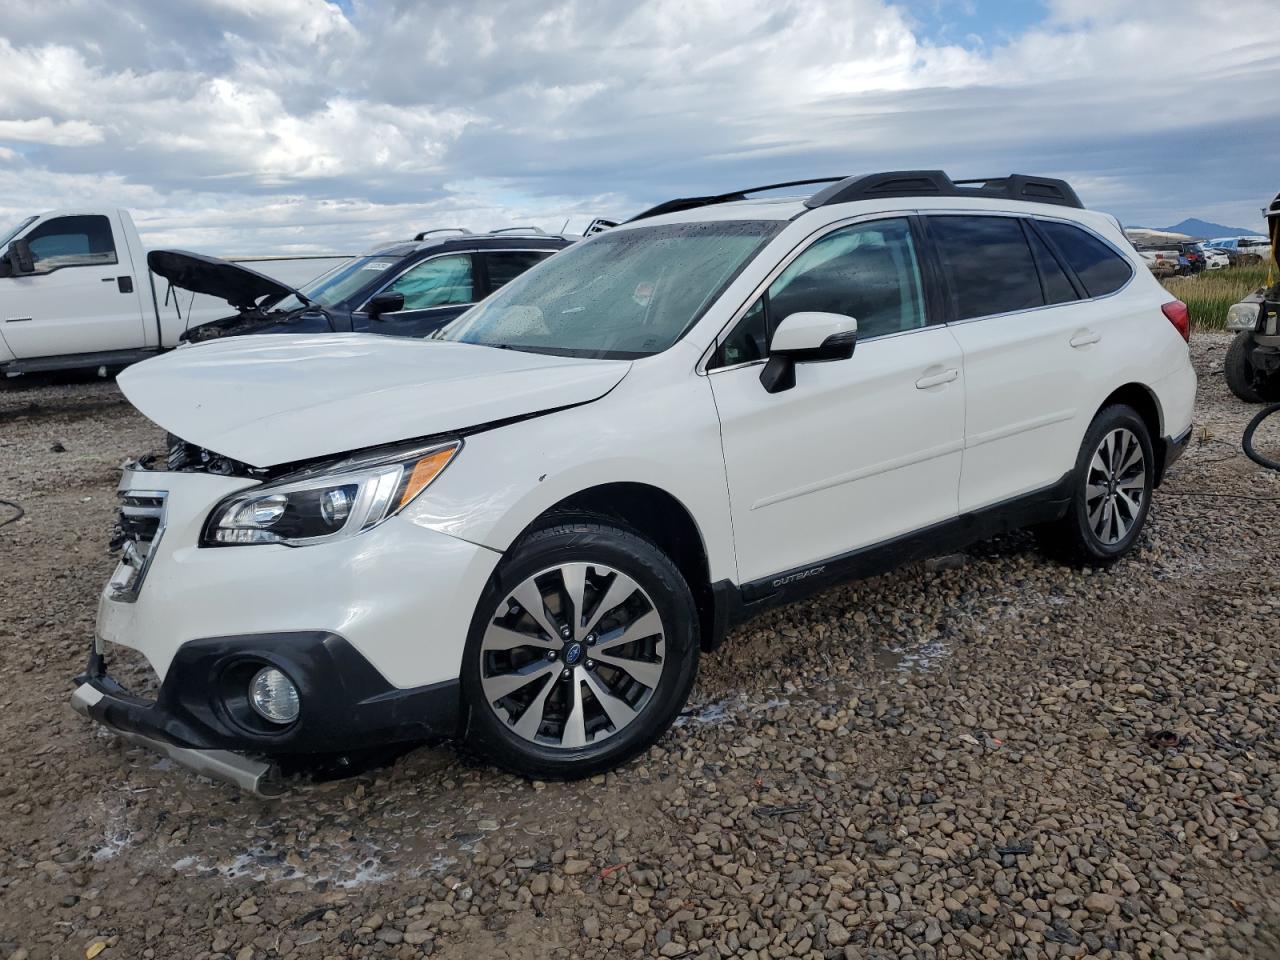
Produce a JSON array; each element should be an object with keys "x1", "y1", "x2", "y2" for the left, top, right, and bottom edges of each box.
[
  {"x1": 0, "y1": 216, "x2": 36, "y2": 249},
  {"x1": 270, "y1": 254, "x2": 400, "y2": 312},
  {"x1": 433, "y1": 220, "x2": 781, "y2": 359}
]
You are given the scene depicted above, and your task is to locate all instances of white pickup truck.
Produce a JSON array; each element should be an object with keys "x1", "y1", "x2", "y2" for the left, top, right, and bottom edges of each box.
[{"x1": 0, "y1": 208, "x2": 349, "y2": 377}]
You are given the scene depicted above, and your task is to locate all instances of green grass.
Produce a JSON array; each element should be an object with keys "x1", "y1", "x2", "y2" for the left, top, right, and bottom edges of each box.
[{"x1": 1161, "y1": 264, "x2": 1273, "y2": 330}]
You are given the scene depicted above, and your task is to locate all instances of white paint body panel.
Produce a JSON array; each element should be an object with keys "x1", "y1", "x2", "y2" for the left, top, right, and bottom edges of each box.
[
  {"x1": 117, "y1": 333, "x2": 631, "y2": 467},
  {"x1": 709, "y1": 327, "x2": 965, "y2": 582},
  {"x1": 98, "y1": 467, "x2": 500, "y2": 688}
]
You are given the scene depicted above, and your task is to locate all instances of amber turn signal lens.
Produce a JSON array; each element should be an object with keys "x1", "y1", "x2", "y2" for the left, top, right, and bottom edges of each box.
[{"x1": 398, "y1": 445, "x2": 459, "y2": 508}]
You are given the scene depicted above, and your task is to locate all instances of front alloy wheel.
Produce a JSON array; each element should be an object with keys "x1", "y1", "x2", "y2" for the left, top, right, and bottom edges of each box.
[
  {"x1": 479, "y1": 563, "x2": 666, "y2": 749},
  {"x1": 461, "y1": 518, "x2": 699, "y2": 779}
]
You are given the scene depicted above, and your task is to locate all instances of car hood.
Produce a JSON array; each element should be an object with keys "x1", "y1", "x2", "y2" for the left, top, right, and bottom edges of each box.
[
  {"x1": 148, "y1": 249, "x2": 297, "y2": 310},
  {"x1": 117, "y1": 334, "x2": 631, "y2": 467}
]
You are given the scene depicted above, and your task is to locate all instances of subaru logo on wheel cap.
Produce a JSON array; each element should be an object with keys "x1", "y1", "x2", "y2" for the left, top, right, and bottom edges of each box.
[{"x1": 563, "y1": 642, "x2": 584, "y2": 666}]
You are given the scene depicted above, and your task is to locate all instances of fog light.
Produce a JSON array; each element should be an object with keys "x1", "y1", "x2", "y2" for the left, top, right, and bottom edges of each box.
[{"x1": 249, "y1": 667, "x2": 300, "y2": 724}]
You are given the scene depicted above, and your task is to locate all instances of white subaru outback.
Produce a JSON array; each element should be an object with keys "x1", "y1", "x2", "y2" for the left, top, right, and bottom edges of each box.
[{"x1": 74, "y1": 171, "x2": 1196, "y2": 793}]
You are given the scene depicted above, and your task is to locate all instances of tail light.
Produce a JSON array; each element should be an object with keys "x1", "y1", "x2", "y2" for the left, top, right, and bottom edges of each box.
[{"x1": 1162, "y1": 300, "x2": 1190, "y2": 342}]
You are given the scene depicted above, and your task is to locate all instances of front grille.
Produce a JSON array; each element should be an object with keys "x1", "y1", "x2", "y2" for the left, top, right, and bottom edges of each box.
[
  {"x1": 108, "y1": 489, "x2": 167, "y2": 603},
  {"x1": 119, "y1": 493, "x2": 165, "y2": 542}
]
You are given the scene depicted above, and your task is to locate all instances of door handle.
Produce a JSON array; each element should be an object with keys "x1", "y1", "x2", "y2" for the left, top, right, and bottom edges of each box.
[
  {"x1": 1069, "y1": 329, "x2": 1101, "y2": 348},
  {"x1": 915, "y1": 367, "x2": 958, "y2": 389},
  {"x1": 5, "y1": 317, "x2": 33, "y2": 323},
  {"x1": 104, "y1": 275, "x2": 133, "y2": 293}
]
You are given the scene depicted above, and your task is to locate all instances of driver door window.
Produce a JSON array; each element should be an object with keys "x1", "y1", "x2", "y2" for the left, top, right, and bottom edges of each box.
[
  {"x1": 384, "y1": 254, "x2": 474, "y2": 310},
  {"x1": 714, "y1": 217, "x2": 926, "y2": 367},
  {"x1": 24, "y1": 215, "x2": 118, "y2": 274}
]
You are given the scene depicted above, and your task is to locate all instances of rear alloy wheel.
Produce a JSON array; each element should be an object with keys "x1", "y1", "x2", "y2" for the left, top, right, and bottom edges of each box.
[
  {"x1": 1084, "y1": 427, "x2": 1146, "y2": 546},
  {"x1": 461, "y1": 520, "x2": 698, "y2": 779},
  {"x1": 1037, "y1": 404, "x2": 1154, "y2": 564}
]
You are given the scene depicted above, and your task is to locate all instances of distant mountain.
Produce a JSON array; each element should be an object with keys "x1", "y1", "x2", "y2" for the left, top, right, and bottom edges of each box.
[{"x1": 1158, "y1": 218, "x2": 1261, "y2": 239}]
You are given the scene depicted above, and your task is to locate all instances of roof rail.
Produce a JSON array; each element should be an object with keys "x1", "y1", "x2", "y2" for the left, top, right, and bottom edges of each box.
[
  {"x1": 490, "y1": 225, "x2": 547, "y2": 235},
  {"x1": 805, "y1": 170, "x2": 1082, "y2": 209},
  {"x1": 414, "y1": 227, "x2": 472, "y2": 241},
  {"x1": 628, "y1": 178, "x2": 846, "y2": 223}
]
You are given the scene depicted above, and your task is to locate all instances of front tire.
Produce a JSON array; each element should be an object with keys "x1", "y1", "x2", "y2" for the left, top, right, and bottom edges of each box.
[
  {"x1": 1037, "y1": 405, "x2": 1154, "y2": 565},
  {"x1": 1225, "y1": 331, "x2": 1280, "y2": 403},
  {"x1": 460, "y1": 519, "x2": 699, "y2": 779}
]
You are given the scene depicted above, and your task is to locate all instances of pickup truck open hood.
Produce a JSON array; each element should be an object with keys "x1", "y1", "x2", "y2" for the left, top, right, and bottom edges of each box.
[
  {"x1": 148, "y1": 249, "x2": 297, "y2": 310},
  {"x1": 117, "y1": 334, "x2": 631, "y2": 467}
]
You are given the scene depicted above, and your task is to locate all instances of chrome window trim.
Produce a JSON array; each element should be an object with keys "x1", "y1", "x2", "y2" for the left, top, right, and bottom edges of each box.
[{"x1": 698, "y1": 210, "x2": 925, "y2": 374}]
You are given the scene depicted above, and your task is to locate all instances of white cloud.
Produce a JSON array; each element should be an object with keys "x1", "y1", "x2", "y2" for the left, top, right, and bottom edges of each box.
[
  {"x1": 0, "y1": 116, "x2": 103, "y2": 146},
  {"x1": 0, "y1": 0, "x2": 1275, "y2": 252}
]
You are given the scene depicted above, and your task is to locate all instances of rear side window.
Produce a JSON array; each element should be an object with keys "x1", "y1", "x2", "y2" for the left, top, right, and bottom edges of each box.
[
  {"x1": 929, "y1": 216, "x2": 1042, "y2": 320},
  {"x1": 1025, "y1": 225, "x2": 1078, "y2": 305},
  {"x1": 24, "y1": 215, "x2": 117, "y2": 272},
  {"x1": 1038, "y1": 221, "x2": 1133, "y2": 297},
  {"x1": 484, "y1": 251, "x2": 552, "y2": 292}
]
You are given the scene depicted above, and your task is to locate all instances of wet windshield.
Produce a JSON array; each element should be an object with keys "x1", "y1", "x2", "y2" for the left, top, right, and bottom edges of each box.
[
  {"x1": 0, "y1": 216, "x2": 36, "y2": 249},
  {"x1": 270, "y1": 254, "x2": 400, "y2": 312},
  {"x1": 433, "y1": 220, "x2": 781, "y2": 359}
]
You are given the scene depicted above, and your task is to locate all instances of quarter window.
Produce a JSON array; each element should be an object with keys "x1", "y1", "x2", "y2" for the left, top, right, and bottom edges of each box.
[
  {"x1": 1037, "y1": 221, "x2": 1133, "y2": 298},
  {"x1": 715, "y1": 217, "x2": 926, "y2": 367},
  {"x1": 24, "y1": 215, "x2": 117, "y2": 272},
  {"x1": 1025, "y1": 224, "x2": 1078, "y2": 305},
  {"x1": 384, "y1": 254, "x2": 474, "y2": 309},
  {"x1": 484, "y1": 251, "x2": 552, "y2": 292},
  {"x1": 930, "y1": 215, "x2": 1042, "y2": 320}
]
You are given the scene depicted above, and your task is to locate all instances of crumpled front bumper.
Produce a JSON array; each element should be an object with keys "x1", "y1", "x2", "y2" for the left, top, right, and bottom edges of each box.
[{"x1": 72, "y1": 630, "x2": 463, "y2": 796}]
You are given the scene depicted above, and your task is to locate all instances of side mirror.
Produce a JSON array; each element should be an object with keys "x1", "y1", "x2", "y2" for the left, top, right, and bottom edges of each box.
[
  {"x1": 367, "y1": 291, "x2": 404, "y2": 319},
  {"x1": 7, "y1": 238, "x2": 34, "y2": 275},
  {"x1": 760, "y1": 312, "x2": 858, "y2": 394}
]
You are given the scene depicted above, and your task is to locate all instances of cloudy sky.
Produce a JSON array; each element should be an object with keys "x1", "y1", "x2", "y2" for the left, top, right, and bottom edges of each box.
[{"x1": 1, "y1": 0, "x2": 1277, "y2": 255}]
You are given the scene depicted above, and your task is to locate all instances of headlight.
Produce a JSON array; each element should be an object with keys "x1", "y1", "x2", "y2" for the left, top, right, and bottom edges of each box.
[
  {"x1": 1226, "y1": 302, "x2": 1261, "y2": 332},
  {"x1": 202, "y1": 440, "x2": 460, "y2": 546}
]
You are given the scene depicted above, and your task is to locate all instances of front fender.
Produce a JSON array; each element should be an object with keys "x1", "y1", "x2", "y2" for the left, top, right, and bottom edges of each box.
[{"x1": 402, "y1": 355, "x2": 738, "y2": 584}]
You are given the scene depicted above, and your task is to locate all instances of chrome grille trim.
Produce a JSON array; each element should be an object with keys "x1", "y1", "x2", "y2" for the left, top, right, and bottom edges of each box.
[{"x1": 109, "y1": 489, "x2": 167, "y2": 603}]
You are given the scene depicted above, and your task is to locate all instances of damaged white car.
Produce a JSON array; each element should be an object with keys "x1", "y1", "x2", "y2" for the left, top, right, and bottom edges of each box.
[{"x1": 74, "y1": 171, "x2": 1196, "y2": 794}]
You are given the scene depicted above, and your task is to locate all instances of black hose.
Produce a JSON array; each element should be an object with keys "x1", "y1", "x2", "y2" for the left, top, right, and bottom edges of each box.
[
  {"x1": 0, "y1": 498, "x2": 24, "y2": 529},
  {"x1": 1244, "y1": 403, "x2": 1280, "y2": 472}
]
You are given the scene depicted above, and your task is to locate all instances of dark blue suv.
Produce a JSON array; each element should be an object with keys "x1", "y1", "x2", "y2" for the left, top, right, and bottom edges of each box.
[{"x1": 153, "y1": 228, "x2": 573, "y2": 343}]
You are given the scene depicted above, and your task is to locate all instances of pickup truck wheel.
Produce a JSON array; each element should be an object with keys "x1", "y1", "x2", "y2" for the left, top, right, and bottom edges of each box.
[
  {"x1": 1037, "y1": 405, "x2": 1154, "y2": 565},
  {"x1": 1225, "y1": 331, "x2": 1280, "y2": 403},
  {"x1": 460, "y1": 519, "x2": 699, "y2": 780}
]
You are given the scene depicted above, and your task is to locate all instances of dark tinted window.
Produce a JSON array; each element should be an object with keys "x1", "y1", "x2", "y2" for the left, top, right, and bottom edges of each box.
[
  {"x1": 25, "y1": 215, "x2": 117, "y2": 272},
  {"x1": 484, "y1": 251, "x2": 552, "y2": 292},
  {"x1": 1038, "y1": 221, "x2": 1133, "y2": 297},
  {"x1": 930, "y1": 216, "x2": 1042, "y2": 320},
  {"x1": 1026, "y1": 225, "x2": 1078, "y2": 305}
]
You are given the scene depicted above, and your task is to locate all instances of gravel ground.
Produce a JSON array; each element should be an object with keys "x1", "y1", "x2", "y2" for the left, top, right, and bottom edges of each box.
[{"x1": 0, "y1": 335, "x2": 1277, "y2": 960}]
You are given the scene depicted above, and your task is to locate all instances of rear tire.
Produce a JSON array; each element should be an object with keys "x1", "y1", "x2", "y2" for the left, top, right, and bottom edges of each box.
[
  {"x1": 1225, "y1": 331, "x2": 1280, "y2": 403},
  {"x1": 1037, "y1": 405, "x2": 1154, "y2": 565},
  {"x1": 460, "y1": 518, "x2": 699, "y2": 779}
]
